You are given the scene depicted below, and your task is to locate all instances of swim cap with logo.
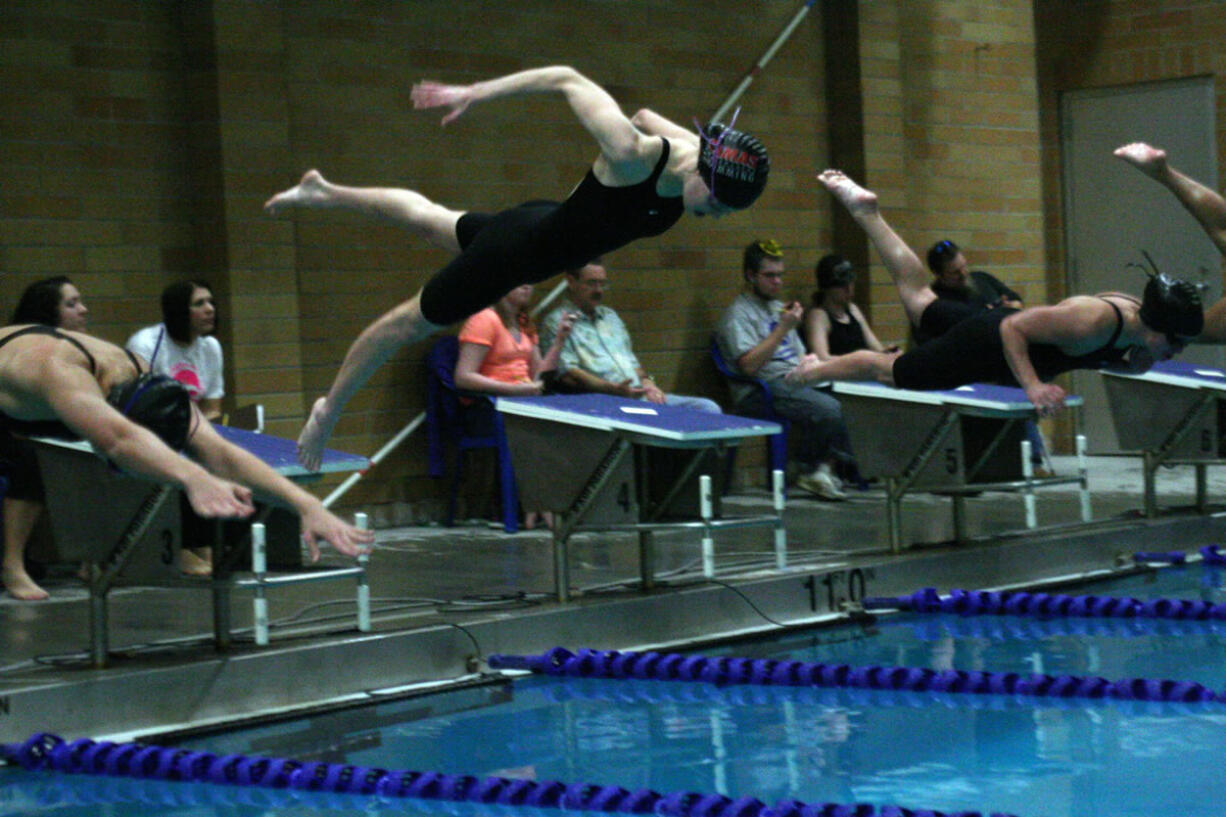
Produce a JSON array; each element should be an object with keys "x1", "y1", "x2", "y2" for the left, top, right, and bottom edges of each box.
[{"x1": 696, "y1": 122, "x2": 770, "y2": 209}]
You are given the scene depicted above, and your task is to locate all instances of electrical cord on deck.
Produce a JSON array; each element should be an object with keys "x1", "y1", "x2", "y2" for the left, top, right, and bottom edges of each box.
[{"x1": 704, "y1": 577, "x2": 790, "y2": 628}]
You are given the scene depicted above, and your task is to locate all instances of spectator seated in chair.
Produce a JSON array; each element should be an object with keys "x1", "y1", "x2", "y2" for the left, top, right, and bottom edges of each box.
[
  {"x1": 127, "y1": 279, "x2": 227, "y2": 575},
  {"x1": 540, "y1": 259, "x2": 722, "y2": 414},
  {"x1": 715, "y1": 239, "x2": 858, "y2": 501},
  {"x1": 454, "y1": 284, "x2": 575, "y2": 529}
]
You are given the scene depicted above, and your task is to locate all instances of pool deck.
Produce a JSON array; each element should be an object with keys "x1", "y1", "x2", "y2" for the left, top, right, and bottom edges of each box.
[{"x1": 3, "y1": 454, "x2": 1226, "y2": 744}]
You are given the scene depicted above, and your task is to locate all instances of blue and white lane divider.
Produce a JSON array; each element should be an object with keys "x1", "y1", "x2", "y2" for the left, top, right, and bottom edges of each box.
[
  {"x1": 2, "y1": 732, "x2": 1022, "y2": 817},
  {"x1": 863, "y1": 586, "x2": 1226, "y2": 622},
  {"x1": 488, "y1": 647, "x2": 1220, "y2": 704}
]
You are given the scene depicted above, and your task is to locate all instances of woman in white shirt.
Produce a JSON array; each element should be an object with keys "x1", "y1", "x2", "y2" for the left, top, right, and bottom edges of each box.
[{"x1": 127, "y1": 280, "x2": 224, "y2": 421}]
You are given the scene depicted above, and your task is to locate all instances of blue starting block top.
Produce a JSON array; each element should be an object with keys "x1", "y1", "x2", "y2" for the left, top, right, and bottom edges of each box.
[
  {"x1": 1106, "y1": 359, "x2": 1226, "y2": 391},
  {"x1": 212, "y1": 425, "x2": 368, "y2": 477},
  {"x1": 496, "y1": 394, "x2": 781, "y2": 443},
  {"x1": 831, "y1": 381, "x2": 1083, "y2": 416},
  {"x1": 33, "y1": 425, "x2": 368, "y2": 479}
]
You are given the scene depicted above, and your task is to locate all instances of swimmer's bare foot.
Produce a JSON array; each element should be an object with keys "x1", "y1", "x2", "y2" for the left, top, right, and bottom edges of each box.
[
  {"x1": 264, "y1": 170, "x2": 333, "y2": 216},
  {"x1": 2, "y1": 564, "x2": 49, "y2": 600},
  {"x1": 785, "y1": 353, "x2": 826, "y2": 385},
  {"x1": 1113, "y1": 142, "x2": 1168, "y2": 179},
  {"x1": 818, "y1": 169, "x2": 879, "y2": 217},
  {"x1": 178, "y1": 548, "x2": 212, "y2": 578},
  {"x1": 297, "y1": 396, "x2": 335, "y2": 472}
]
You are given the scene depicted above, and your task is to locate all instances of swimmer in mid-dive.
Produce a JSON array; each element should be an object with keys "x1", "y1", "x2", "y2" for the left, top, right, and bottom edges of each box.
[
  {"x1": 786, "y1": 170, "x2": 1203, "y2": 417},
  {"x1": 0, "y1": 324, "x2": 372, "y2": 601},
  {"x1": 265, "y1": 65, "x2": 770, "y2": 470},
  {"x1": 1114, "y1": 141, "x2": 1226, "y2": 343}
]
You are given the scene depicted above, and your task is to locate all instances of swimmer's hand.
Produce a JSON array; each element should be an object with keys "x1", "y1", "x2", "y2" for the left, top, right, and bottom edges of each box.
[
  {"x1": 299, "y1": 502, "x2": 375, "y2": 562},
  {"x1": 184, "y1": 473, "x2": 255, "y2": 519},
  {"x1": 1025, "y1": 382, "x2": 1067, "y2": 418},
  {"x1": 411, "y1": 81, "x2": 474, "y2": 126}
]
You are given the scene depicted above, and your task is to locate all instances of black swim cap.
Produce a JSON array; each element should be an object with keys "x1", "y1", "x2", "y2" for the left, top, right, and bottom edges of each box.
[
  {"x1": 107, "y1": 374, "x2": 193, "y2": 451},
  {"x1": 697, "y1": 123, "x2": 770, "y2": 209},
  {"x1": 817, "y1": 254, "x2": 856, "y2": 289},
  {"x1": 1139, "y1": 274, "x2": 1203, "y2": 340}
]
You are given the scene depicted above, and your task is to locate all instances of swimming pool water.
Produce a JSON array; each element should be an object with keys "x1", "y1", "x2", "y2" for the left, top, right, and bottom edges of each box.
[{"x1": 5, "y1": 566, "x2": 1226, "y2": 816}]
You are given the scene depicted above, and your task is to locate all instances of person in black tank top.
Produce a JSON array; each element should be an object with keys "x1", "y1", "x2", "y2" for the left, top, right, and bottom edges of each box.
[
  {"x1": 264, "y1": 65, "x2": 771, "y2": 470},
  {"x1": 0, "y1": 325, "x2": 375, "y2": 601},
  {"x1": 788, "y1": 282, "x2": 1201, "y2": 416},
  {"x1": 803, "y1": 254, "x2": 895, "y2": 359}
]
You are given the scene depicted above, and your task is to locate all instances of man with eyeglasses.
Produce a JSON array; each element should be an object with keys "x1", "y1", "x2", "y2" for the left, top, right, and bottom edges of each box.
[
  {"x1": 540, "y1": 260, "x2": 721, "y2": 413},
  {"x1": 715, "y1": 240, "x2": 856, "y2": 500}
]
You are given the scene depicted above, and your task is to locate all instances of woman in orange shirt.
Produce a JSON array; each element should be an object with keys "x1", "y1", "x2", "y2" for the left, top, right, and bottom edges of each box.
[
  {"x1": 455, "y1": 284, "x2": 574, "y2": 528},
  {"x1": 455, "y1": 285, "x2": 572, "y2": 396}
]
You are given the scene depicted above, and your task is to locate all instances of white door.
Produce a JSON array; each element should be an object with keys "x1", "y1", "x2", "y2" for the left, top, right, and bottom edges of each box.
[{"x1": 1062, "y1": 77, "x2": 1221, "y2": 450}]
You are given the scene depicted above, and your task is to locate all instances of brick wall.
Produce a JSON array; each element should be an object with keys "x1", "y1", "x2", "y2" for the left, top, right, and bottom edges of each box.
[
  {"x1": 851, "y1": 0, "x2": 1044, "y2": 348},
  {"x1": 0, "y1": 2, "x2": 209, "y2": 337}
]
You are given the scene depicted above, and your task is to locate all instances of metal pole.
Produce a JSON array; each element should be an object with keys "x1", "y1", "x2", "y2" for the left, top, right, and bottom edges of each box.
[
  {"x1": 710, "y1": 0, "x2": 819, "y2": 124},
  {"x1": 252, "y1": 523, "x2": 269, "y2": 646},
  {"x1": 700, "y1": 474, "x2": 715, "y2": 578},
  {"x1": 321, "y1": 414, "x2": 425, "y2": 508},
  {"x1": 772, "y1": 468, "x2": 787, "y2": 569},
  {"x1": 1077, "y1": 434, "x2": 1092, "y2": 522},
  {"x1": 1021, "y1": 439, "x2": 1036, "y2": 529},
  {"x1": 355, "y1": 512, "x2": 372, "y2": 632}
]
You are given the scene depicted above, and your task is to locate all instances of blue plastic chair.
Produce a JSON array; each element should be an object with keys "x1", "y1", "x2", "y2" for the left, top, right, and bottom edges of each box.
[
  {"x1": 425, "y1": 336, "x2": 520, "y2": 533},
  {"x1": 709, "y1": 337, "x2": 789, "y2": 487}
]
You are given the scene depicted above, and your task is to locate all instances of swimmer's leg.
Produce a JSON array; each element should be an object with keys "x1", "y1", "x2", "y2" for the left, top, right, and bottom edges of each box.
[
  {"x1": 786, "y1": 348, "x2": 901, "y2": 386},
  {"x1": 2, "y1": 498, "x2": 48, "y2": 600},
  {"x1": 818, "y1": 169, "x2": 936, "y2": 328},
  {"x1": 1116, "y1": 143, "x2": 1226, "y2": 344},
  {"x1": 1115, "y1": 142, "x2": 1226, "y2": 257},
  {"x1": 298, "y1": 291, "x2": 443, "y2": 470},
  {"x1": 266, "y1": 170, "x2": 465, "y2": 253}
]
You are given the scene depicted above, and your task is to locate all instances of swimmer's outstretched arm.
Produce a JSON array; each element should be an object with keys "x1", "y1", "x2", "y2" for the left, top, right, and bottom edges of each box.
[
  {"x1": 1115, "y1": 142, "x2": 1226, "y2": 257},
  {"x1": 34, "y1": 360, "x2": 255, "y2": 519},
  {"x1": 411, "y1": 66, "x2": 651, "y2": 171},
  {"x1": 188, "y1": 417, "x2": 374, "y2": 559}
]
